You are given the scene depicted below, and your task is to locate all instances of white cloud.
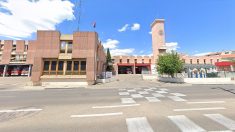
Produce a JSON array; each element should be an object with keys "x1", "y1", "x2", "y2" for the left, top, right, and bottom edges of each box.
[
  {"x1": 131, "y1": 23, "x2": 140, "y2": 31},
  {"x1": 103, "y1": 39, "x2": 119, "y2": 49},
  {"x1": 193, "y1": 52, "x2": 212, "y2": 56},
  {"x1": 118, "y1": 24, "x2": 129, "y2": 32},
  {"x1": 165, "y1": 42, "x2": 180, "y2": 53},
  {"x1": 110, "y1": 48, "x2": 135, "y2": 56},
  {"x1": 149, "y1": 31, "x2": 152, "y2": 34},
  {"x1": 0, "y1": 0, "x2": 75, "y2": 39}
]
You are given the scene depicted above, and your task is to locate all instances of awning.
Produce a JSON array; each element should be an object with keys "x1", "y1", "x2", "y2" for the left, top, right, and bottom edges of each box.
[{"x1": 215, "y1": 62, "x2": 234, "y2": 67}]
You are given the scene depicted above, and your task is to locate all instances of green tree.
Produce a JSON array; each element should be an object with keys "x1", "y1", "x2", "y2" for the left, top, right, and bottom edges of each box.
[
  {"x1": 106, "y1": 48, "x2": 113, "y2": 71},
  {"x1": 157, "y1": 52, "x2": 183, "y2": 77}
]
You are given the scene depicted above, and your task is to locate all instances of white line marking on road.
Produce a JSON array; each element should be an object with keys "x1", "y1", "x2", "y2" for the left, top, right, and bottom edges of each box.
[
  {"x1": 171, "y1": 93, "x2": 187, "y2": 97},
  {"x1": 204, "y1": 114, "x2": 235, "y2": 130},
  {"x1": 138, "y1": 91, "x2": 149, "y2": 95},
  {"x1": 126, "y1": 117, "x2": 154, "y2": 132},
  {"x1": 168, "y1": 96, "x2": 187, "y2": 102},
  {"x1": 160, "y1": 88, "x2": 169, "y2": 91},
  {"x1": 92, "y1": 104, "x2": 140, "y2": 109},
  {"x1": 174, "y1": 107, "x2": 226, "y2": 112},
  {"x1": 128, "y1": 90, "x2": 136, "y2": 92},
  {"x1": 152, "y1": 93, "x2": 165, "y2": 97},
  {"x1": 168, "y1": 115, "x2": 205, "y2": 132},
  {"x1": 156, "y1": 91, "x2": 168, "y2": 94},
  {"x1": 145, "y1": 97, "x2": 161, "y2": 102},
  {"x1": 119, "y1": 88, "x2": 126, "y2": 91},
  {"x1": 0, "y1": 108, "x2": 42, "y2": 113},
  {"x1": 119, "y1": 92, "x2": 130, "y2": 96},
  {"x1": 121, "y1": 98, "x2": 136, "y2": 104},
  {"x1": 187, "y1": 101, "x2": 225, "y2": 104},
  {"x1": 71, "y1": 112, "x2": 123, "y2": 118},
  {"x1": 144, "y1": 89, "x2": 153, "y2": 92},
  {"x1": 208, "y1": 130, "x2": 233, "y2": 132},
  {"x1": 131, "y1": 94, "x2": 144, "y2": 98}
]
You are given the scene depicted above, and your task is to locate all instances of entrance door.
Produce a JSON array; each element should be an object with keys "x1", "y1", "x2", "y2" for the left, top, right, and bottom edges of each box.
[{"x1": 118, "y1": 66, "x2": 133, "y2": 74}]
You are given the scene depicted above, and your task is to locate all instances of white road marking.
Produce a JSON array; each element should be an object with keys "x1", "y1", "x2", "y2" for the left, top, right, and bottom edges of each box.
[
  {"x1": 168, "y1": 115, "x2": 205, "y2": 132},
  {"x1": 204, "y1": 114, "x2": 235, "y2": 130},
  {"x1": 128, "y1": 90, "x2": 136, "y2": 92},
  {"x1": 171, "y1": 93, "x2": 187, "y2": 97},
  {"x1": 156, "y1": 91, "x2": 168, "y2": 94},
  {"x1": 168, "y1": 96, "x2": 187, "y2": 102},
  {"x1": 208, "y1": 130, "x2": 233, "y2": 132},
  {"x1": 92, "y1": 104, "x2": 140, "y2": 109},
  {"x1": 160, "y1": 88, "x2": 169, "y2": 91},
  {"x1": 187, "y1": 101, "x2": 225, "y2": 104},
  {"x1": 138, "y1": 91, "x2": 149, "y2": 95},
  {"x1": 121, "y1": 98, "x2": 136, "y2": 104},
  {"x1": 145, "y1": 97, "x2": 161, "y2": 102},
  {"x1": 152, "y1": 93, "x2": 165, "y2": 97},
  {"x1": 119, "y1": 92, "x2": 130, "y2": 96},
  {"x1": 71, "y1": 112, "x2": 123, "y2": 118},
  {"x1": 174, "y1": 107, "x2": 226, "y2": 112},
  {"x1": 126, "y1": 117, "x2": 154, "y2": 132},
  {"x1": 144, "y1": 89, "x2": 153, "y2": 92},
  {"x1": 119, "y1": 88, "x2": 126, "y2": 91},
  {"x1": 131, "y1": 94, "x2": 144, "y2": 98},
  {"x1": 0, "y1": 108, "x2": 42, "y2": 113}
]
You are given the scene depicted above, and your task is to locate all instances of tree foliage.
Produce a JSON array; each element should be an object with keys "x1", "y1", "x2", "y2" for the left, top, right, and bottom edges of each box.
[
  {"x1": 106, "y1": 48, "x2": 113, "y2": 71},
  {"x1": 157, "y1": 52, "x2": 183, "y2": 77}
]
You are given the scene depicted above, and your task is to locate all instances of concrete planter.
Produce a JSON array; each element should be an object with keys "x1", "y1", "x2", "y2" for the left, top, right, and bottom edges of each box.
[
  {"x1": 159, "y1": 77, "x2": 234, "y2": 84},
  {"x1": 142, "y1": 75, "x2": 158, "y2": 80}
]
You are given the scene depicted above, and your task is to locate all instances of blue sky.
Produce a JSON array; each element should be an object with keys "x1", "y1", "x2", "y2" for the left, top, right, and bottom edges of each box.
[{"x1": 0, "y1": 0, "x2": 235, "y2": 56}]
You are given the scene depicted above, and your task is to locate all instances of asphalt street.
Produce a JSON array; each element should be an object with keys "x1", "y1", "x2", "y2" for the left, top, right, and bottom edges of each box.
[{"x1": 0, "y1": 84, "x2": 235, "y2": 132}]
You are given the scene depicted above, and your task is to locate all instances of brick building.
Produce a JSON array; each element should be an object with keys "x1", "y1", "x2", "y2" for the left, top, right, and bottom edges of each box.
[{"x1": 0, "y1": 31, "x2": 106, "y2": 85}]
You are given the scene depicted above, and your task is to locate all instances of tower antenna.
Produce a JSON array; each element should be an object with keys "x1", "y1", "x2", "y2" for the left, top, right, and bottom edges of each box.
[{"x1": 76, "y1": 0, "x2": 82, "y2": 31}]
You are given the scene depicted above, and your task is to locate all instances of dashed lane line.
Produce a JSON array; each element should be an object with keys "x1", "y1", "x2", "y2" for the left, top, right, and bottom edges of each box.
[
  {"x1": 70, "y1": 112, "x2": 123, "y2": 118},
  {"x1": 174, "y1": 107, "x2": 226, "y2": 112},
  {"x1": 92, "y1": 104, "x2": 140, "y2": 109}
]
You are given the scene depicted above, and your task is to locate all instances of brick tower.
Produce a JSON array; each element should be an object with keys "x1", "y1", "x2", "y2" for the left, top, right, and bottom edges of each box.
[{"x1": 151, "y1": 19, "x2": 167, "y2": 63}]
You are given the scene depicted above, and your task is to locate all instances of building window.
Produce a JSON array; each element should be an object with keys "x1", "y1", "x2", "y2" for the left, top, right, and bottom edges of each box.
[
  {"x1": 197, "y1": 59, "x2": 199, "y2": 64},
  {"x1": 24, "y1": 45, "x2": 28, "y2": 52},
  {"x1": 190, "y1": 59, "x2": 192, "y2": 64},
  {"x1": 120, "y1": 59, "x2": 122, "y2": 63},
  {"x1": 60, "y1": 41, "x2": 73, "y2": 54},
  {"x1": 43, "y1": 59, "x2": 86, "y2": 76},
  {"x1": 135, "y1": 59, "x2": 137, "y2": 64},
  {"x1": 10, "y1": 54, "x2": 27, "y2": 62},
  {"x1": 210, "y1": 59, "x2": 213, "y2": 64},
  {"x1": 0, "y1": 54, "x2": 2, "y2": 62},
  {"x1": 149, "y1": 59, "x2": 151, "y2": 64},
  {"x1": 204, "y1": 59, "x2": 206, "y2": 64},
  {"x1": 0, "y1": 44, "x2": 4, "y2": 52},
  {"x1": 142, "y1": 59, "x2": 144, "y2": 64},
  {"x1": 127, "y1": 59, "x2": 130, "y2": 63},
  {"x1": 217, "y1": 59, "x2": 219, "y2": 62},
  {"x1": 12, "y1": 44, "x2": 16, "y2": 52}
]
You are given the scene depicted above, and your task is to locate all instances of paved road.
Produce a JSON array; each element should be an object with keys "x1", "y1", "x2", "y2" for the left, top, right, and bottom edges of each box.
[{"x1": 0, "y1": 84, "x2": 235, "y2": 132}]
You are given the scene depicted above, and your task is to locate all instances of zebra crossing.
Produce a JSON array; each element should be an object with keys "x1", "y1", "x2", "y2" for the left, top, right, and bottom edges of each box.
[
  {"x1": 119, "y1": 87, "x2": 187, "y2": 104},
  {"x1": 125, "y1": 114, "x2": 235, "y2": 132}
]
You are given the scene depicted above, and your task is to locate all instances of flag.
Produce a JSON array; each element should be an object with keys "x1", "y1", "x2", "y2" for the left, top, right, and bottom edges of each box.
[{"x1": 92, "y1": 22, "x2": 96, "y2": 28}]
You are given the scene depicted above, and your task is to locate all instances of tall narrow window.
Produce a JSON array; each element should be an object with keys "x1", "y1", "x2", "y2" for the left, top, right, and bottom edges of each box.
[
  {"x1": 73, "y1": 61, "x2": 79, "y2": 75},
  {"x1": 127, "y1": 59, "x2": 130, "y2": 63},
  {"x1": 210, "y1": 59, "x2": 213, "y2": 64},
  {"x1": 60, "y1": 41, "x2": 66, "y2": 53},
  {"x1": 43, "y1": 61, "x2": 50, "y2": 75},
  {"x1": 149, "y1": 59, "x2": 151, "y2": 64},
  {"x1": 120, "y1": 59, "x2": 122, "y2": 63},
  {"x1": 217, "y1": 59, "x2": 219, "y2": 62},
  {"x1": 197, "y1": 59, "x2": 199, "y2": 64},
  {"x1": 204, "y1": 59, "x2": 206, "y2": 64},
  {"x1": 67, "y1": 41, "x2": 73, "y2": 53},
  {"x1": 142, "y1": 59, "x2": 144, "y2": 64},
  {"x1": 135, "y1": 59, "x2": 137, "y2": 64},
  {"x1": 58, "y1": 61, "x2": 64, "y2": 75},
  {"x1": 66, "y1": 61, "x2": 72, "y2": 75},
  {"x1": 50, "y1": 61, "x2": 57, "y2": 75},
  {"x1": 80, "y1": 61, "x2": 86, "y2": 75},
  {"x1": 190, "y1": 59, "x2": 192, "y2": 64}
]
